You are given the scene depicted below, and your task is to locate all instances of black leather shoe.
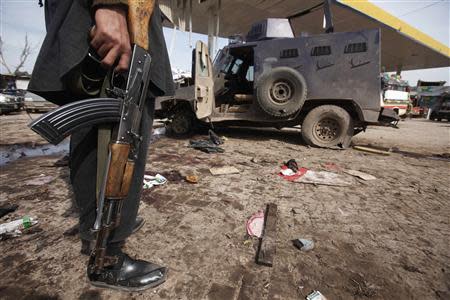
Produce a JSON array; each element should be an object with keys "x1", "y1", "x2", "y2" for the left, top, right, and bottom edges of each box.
[
  {"x1": 80, "y1": 217, "x2": 145, "y2": 256},
  {"x1": 87, "y1": 252, "x2": 167, "y2": 292}
]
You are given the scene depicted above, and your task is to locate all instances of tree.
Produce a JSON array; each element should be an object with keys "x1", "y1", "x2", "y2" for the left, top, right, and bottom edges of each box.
[{"x1": 0, "y1": 34, "x2": 32, "y2": 75}]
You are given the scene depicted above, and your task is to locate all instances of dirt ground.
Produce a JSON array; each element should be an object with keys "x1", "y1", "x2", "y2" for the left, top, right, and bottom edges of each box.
[{"x1": 0, "y1": 113, "x2": 449, "y2": 300}]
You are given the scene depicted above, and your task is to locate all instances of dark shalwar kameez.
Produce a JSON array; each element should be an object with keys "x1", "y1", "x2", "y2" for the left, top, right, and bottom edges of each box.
[{"x1": 29, "y1": 0, "x2": 174, "y2": 243}]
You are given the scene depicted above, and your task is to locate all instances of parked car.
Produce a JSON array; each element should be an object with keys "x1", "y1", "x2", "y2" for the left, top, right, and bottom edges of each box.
[
  {"x1": 0, "y1": 89, "x2": 24, "y2": 115},
  {"x1": 24, "y1": 92, "x2": 58, "y2": 113},
  {"x1": 156, "y1": 19, "x2": 398, "y2": 148}
]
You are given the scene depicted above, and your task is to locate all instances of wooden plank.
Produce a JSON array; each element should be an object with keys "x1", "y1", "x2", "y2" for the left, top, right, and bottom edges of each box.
[
  {"x1": 209, "y1": 166, "x2": 240, "y2": 175},
  {"x1": 353, "y1": 145, "x2": 391, "y2": 156},
  {"x1": 256, "y1": 203, "x2": 278, "y2": 267}
]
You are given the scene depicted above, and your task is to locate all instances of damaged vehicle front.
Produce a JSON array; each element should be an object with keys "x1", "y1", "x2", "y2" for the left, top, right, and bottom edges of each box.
[{"x1": 156, "y1": 18, "x2": 399, "y2": 148}]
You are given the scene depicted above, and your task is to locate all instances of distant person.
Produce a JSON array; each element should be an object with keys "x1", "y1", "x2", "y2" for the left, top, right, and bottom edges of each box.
[{"x1": 6, "y1": 78, "x2": 17, "y2": 92}]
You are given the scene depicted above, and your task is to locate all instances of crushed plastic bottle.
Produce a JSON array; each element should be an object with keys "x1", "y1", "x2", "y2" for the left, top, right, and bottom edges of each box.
[{"x1": 0, "y1": 216, "x2": 38, "y2": 238}]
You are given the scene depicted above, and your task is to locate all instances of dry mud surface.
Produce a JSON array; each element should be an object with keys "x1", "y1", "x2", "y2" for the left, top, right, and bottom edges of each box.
[{"x1": 0, "y1": 114, "x2": 449, "y2": 300}]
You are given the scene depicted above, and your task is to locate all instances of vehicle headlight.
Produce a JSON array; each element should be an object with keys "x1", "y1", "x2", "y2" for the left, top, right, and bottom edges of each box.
[{"x1": 0, "y1": 95, "x2": 6, "y2": 103}]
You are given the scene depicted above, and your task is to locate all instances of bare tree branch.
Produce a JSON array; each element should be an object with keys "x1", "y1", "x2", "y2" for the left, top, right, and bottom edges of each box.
[
  {"x1": 0, "y1": 34, "x2": 33, "y2": 75},
  {"x1": 0, "y1": 36, "x2": 13, "y2": 74},
  {"x1": 14, "y1": 34, "x2": 32, "y2": 75}
]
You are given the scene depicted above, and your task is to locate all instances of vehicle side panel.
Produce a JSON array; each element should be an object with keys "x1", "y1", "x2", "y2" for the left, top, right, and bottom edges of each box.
[{"x1": 253, "y1": 29, "x2": 381, "y2": 122}]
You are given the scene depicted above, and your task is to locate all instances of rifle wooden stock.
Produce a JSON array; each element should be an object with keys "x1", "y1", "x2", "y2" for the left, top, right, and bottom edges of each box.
[
  {"x1": 105, "y1": 143, "x2": 133, "y2": 198},
  {"x1": 127, "y1": 0, "x2": 156, "y2": 50}
]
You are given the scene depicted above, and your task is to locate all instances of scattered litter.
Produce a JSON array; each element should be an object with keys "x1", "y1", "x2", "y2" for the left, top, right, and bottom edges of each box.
[
  {"x1": 295, "y1": 170, "x2": 353, "y2": 186},
  {"x1": 185, "y1": 175, "x2": 199, "y2": 184},
  {"x1": 292, "y1": 238, "x2": 315, "y2": 252},
  {"x1": 344, "y1": 169, "x2": 377, "y2": 181},
  {"x1": 354, "y1": 145, "x2": 390, "y2": 156},
  {"x1": 209, "y1": 166, "x2": 240, "y2": 176},
  {"x1": 0, "y1": 204, "x2": 18, "y2": 219},
  {"x1": 189, "y1": 130, "x2": 225, "y2": 153},
  {"x1": 279, "y1": 165, "x2": 308, "y2": 181},
  {"x1": 155, "y1": 170, "x2": 183, "y2": 182},
  {"x1": 285, "y1": 159, "x2": 298, "y2": 172},
  {"x1": 25, "y1": 175, "x2": 55, "y2": 186},
  {"x1": 246, "y1": 210, "x2": 265, "y2": 238},
  {"x1": 143, "y1": 174, "x2": 167, "y2": 189},
  {"x1": 0, "y1": 216, "x2": 38, "y2": 239},
  {"x1": 306, "y1": 290, "x2": 328, "y2": 300},
  {"x1": 189, "y1": 140, "x2": 224, "y2": 153},
  {"x1": 150, "y1": 127, "x2": 166, "y2": 143},
  {"x1": 280, "y1": 168, "x2": 296, "y2": 176},
  {"x1": 208, "y1": 129, "x2": 223, "y2": 145},
  {"x1": 153, "y1": 127, "x2": 166, "y2": 136}
]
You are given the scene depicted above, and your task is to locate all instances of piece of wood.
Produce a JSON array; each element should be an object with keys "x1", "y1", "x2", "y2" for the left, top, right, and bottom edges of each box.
[
  {"x1": 353, "y1": 145, "x2": 391, "y2": 156},
  {"x1": 209, "y1": 166, "x2": 240, "y2": 175},
  {"x1": 256, "y1": 203, "x2": 278, "y2": 267},
  {"x1": 344, "y1": 169, "x2": 377, "y2": 181},
  {"x1": 295, "y1": 170, "x2": 354, "y2": 186},
  {"x1": 128, "y1": 0, "x2": 156, "y2": 50}
]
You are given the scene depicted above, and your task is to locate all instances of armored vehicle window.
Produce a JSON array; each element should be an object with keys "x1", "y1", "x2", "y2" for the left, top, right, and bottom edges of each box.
[
  {"x1": 344, "y1": 42, "x2": 367, "y2": 54},
  {"x1": 214, "y1": 49, "x2": 233, "y2": 74},
  {"x1": 231, "y1": 59, "x2": 244, "y2": 74},
  {"x1": 280, "y1": 48, "x2": 299, "y2": 58},
  {"x1": 310, "y1": 46, "x2": 331, "y2": 56},
  {"x1": 246, "y1": 66, "x2": 254, "y2": 82}
]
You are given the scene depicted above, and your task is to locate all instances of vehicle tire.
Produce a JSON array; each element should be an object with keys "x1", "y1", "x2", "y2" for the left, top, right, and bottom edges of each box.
[
  {"x1": 168, "y1": 107, "x2": 195, "y2": 137},
  {"x1": 256, "y1": 67, "x2": 307, "y2": 117},
  {"x1": 301, "y1": 105, "x2": 354, "y2": 148}
]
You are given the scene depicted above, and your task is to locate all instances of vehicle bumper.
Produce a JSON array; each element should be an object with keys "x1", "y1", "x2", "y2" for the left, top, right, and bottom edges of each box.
[{"x1": 0, "y1": 103, "x2": 20, "y2": 113}]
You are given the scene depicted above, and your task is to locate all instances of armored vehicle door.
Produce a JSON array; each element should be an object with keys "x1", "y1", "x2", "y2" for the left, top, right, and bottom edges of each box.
[{"x1": 194, "y1": 41, "x2": 214, "y2": 120}]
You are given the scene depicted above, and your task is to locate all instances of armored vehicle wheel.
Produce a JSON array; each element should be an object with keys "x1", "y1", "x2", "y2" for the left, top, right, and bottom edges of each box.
[
  {"x1": 168, "y1": 109, "x2": 194, "y2": 136},
  {"x1": 301, "y1": 105, "x2": 354, "y2": 148},
  {"x1": 256, "y1": 67, "x2": 307, "y2": 117}
]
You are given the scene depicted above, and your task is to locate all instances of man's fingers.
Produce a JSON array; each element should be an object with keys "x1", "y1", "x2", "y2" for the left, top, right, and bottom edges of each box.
[
  {"x1": 97, "y1": 43, "x2": 112, "y2": 58},
  {"x1": 90, "y1": 34, "x2": 102, "y2": 50},
  {"x1": 89, "y1": 26, "x2": 96, "y2": 39},
  {"x1": 115, "y1": 52, "x2": 131, "y2": 73},
  {"x1": 101, "y1": 47, "x2": 120, "y2": 69}
]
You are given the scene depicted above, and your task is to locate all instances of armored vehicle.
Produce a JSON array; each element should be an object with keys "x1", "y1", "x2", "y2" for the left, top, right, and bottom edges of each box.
[{"x1": 156, "y1": 18, "x2": 398, "y2": 147}]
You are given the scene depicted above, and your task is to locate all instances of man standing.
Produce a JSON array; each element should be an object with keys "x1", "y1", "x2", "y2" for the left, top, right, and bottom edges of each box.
[{"x1": 28, "y1": 0, "x2": 174, "y2": 291}]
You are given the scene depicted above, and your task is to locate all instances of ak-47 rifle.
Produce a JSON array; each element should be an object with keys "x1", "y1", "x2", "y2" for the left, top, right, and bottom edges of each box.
[{"x1": 29, "y1": 0, "x2": 156, "y2": 273}]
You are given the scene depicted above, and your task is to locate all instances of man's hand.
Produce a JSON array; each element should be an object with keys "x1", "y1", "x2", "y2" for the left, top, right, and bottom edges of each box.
[{"x1": 90, "y1": 6, "x2": 131, "y2": 72}]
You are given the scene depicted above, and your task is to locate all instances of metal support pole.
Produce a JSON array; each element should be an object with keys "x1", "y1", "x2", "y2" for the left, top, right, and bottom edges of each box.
[{"x1": 323, "y1": 0, "x2": 334, "y2": 33}]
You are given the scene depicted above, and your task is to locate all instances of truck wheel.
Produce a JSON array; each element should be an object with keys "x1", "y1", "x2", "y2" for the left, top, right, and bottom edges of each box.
[
  {"x1": 256, "y1": 67, "x2": 307, "y2": 117},
  {"x1": 301, "y1": 105, "x2": 354, "y2": 148},
  {"x1": 168, "y1": 108, "x2": 194, "y2": 136}
]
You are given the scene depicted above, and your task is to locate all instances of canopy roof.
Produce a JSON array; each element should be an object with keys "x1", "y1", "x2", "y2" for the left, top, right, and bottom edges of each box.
[{"x1": 160, "y1": 0, "x2": 450, "y2": 72}]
